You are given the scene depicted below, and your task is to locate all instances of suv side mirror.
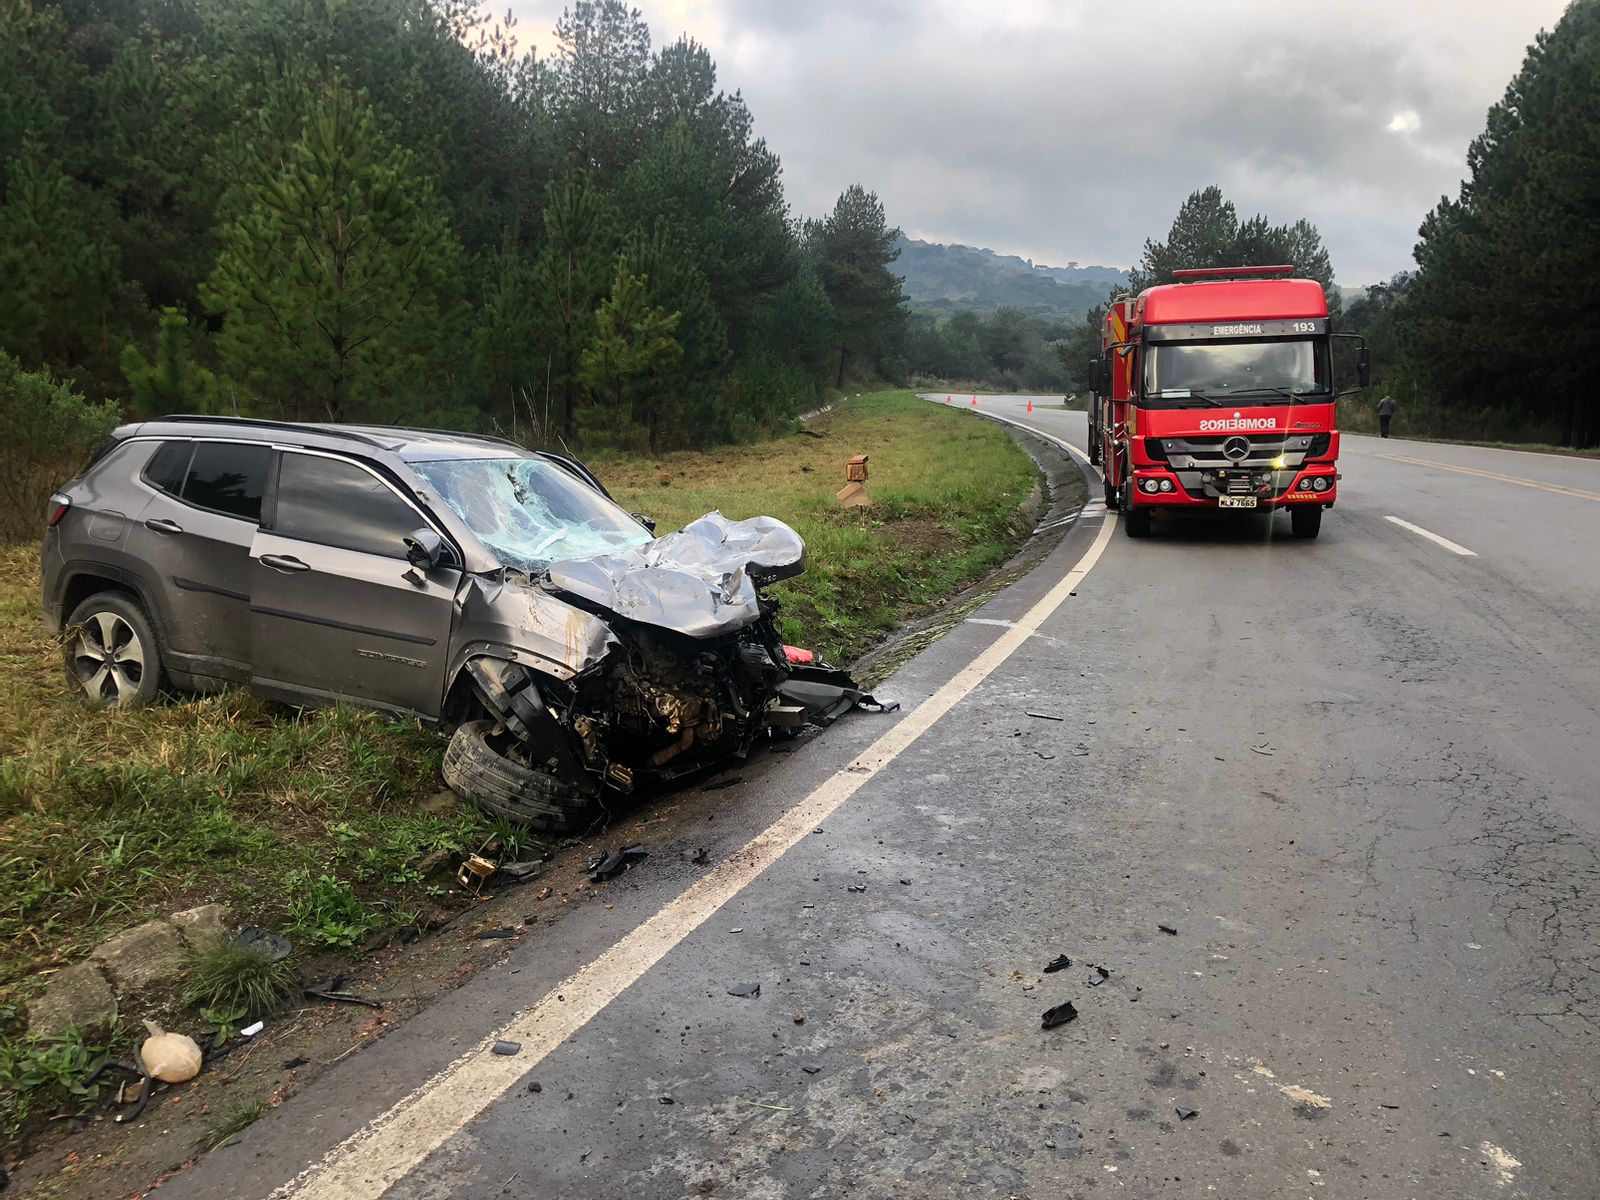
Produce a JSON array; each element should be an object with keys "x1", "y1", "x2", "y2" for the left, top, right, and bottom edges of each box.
[
  {"x1": 404, "y1": 528, "x2": 445, "y2": 570},
  {"x1": 1356, "y1": 347, "x2": 1371, "y2": 389},
  {"x1": 632, "y1": 513, "x2": 657, "y2": 535}
]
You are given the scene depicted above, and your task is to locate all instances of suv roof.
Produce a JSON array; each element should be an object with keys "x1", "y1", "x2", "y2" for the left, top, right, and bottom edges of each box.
[{"x1": 119, "y1": 415, "x2": 527, "y2": 463}]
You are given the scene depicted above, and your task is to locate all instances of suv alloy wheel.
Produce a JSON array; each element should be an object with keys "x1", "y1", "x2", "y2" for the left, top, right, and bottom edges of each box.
[{"x1": 63, "y1": 592, "x2": 166, "y2": 708}]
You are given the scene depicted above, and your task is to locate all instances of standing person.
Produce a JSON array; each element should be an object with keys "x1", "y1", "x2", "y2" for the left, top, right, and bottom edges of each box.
[{"x1": 1377, "y1": 393, "x2": 1397, "y2": 439}]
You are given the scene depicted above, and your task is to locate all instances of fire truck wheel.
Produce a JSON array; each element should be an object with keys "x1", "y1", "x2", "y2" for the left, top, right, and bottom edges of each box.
[
  {"x1": 1124, "y1": 506, "x2": 1152, "y2": 538},
  {"x1": 1104, "y1": 477, "x2": 1120, "y2": 510},
  {"x1": 1290, "y1": 506, "x2": 1323, "y2": 539}
]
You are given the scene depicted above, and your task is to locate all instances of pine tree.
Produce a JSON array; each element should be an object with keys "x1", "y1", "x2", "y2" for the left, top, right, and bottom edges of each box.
[
  {"x1": 200, "y1": 79, "x2": 463, "y2": 420},
  {"x1": 529, "y1": 172, "x2": 617, "y2": 439},
  {"x1": 810, "y1": 185, "x2": 908, "y2": 385},
  {"x1": 578, "y1": 256, "x2": 681, "y2": 444},
  {"x1": 121, "y1": 306, "x2": 226, "y2": 417}
]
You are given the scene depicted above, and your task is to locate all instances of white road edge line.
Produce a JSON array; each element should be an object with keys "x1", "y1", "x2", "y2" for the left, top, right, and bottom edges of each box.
[
  {"x1": 278, "y1": 425, "x2": 1117, "y2": 1200},
  {"x1": 1384, "y1": 515, "x2": 1477, "y2": 557}
]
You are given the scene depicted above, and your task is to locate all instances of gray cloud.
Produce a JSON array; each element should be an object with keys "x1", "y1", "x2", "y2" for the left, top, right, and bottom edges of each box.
[{"x1": 507, "y1": 0, "x2": 1570, "y2": 283}]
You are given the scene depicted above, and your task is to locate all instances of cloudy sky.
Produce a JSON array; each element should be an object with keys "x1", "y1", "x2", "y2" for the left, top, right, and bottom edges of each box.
[{"x1": 505, "y1": 0, "x2": 1570, "y2": 284}]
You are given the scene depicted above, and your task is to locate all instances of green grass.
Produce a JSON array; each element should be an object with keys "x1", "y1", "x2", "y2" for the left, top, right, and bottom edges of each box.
[
  {"x1": 182, "y1": 940, "x2": 299, "y2": 1016},
  {"x1": 0, "y1": 389, "x2": 1038, "y2": 1117},
  {"x1": 195, "y1": 1098, "x2": 266, "y2": 1153}
]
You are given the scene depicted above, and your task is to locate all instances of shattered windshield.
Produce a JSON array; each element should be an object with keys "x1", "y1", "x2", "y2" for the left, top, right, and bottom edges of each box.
[
  {"x1": 1144, "y1": 339, "x2": 1329, "y2": 405},
  {"x1": 414, "y1": 456, "x2": 652, "y2": 572}
]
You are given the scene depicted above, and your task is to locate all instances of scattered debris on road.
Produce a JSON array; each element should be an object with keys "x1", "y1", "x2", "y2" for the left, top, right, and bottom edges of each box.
[
  {"x1": 527, "y1": 1080, "x2": 543, "y2": 1094},
  {"x1": 140, "y1": 1025, "x2": 201, "y2": 1084},
  {"x1": 1043, "y1": 955, "x2": 1073, "y2": 973},
  {"x1": 1176, "y1": 1106, "x2": 1198, "y2": 1120},
  {"x1": 233, "y1": 927, "x2": 292, "y2": 961},
  {"x1": 1251, "y1": 745, "x2": 1275, "y2": 757},
  {"x1": 1279, "y1": 1084, "x2": 1333, "y2": 1110},
  {"x1": 1041, "y1": 1001, "x2": 1079, "y2": 1030},
  {"x1": 476, "y1": 926, "x2": 517, "y2": 940},
  {"x1": 1088, "y1": 965, "x2": 1111, "y2": 985},
  {"x1": 690, "y1": 847, "x2": 710, "y2": 865},
  {"x1": 498, "y1": 860, "x2": 545, "y2": 882},
  {"x1": 727, "y1": 982, "x2": 761, "y2": 998},
  {"x1": 587, "y1": 844, "x2": 649, "y2": 882},
  {"x1": 491, "y1": 1040, "x2": 522, "y2": 1056},
  {"x1": 1158, "y1": 924, "x2": 1178, "y2": 936},
  {"x1": 1026, "y1": 711, "x2": 1064, "y2": 721}
]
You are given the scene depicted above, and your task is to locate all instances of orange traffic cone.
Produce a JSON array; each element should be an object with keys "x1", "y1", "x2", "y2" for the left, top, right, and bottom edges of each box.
[
  {"x1": 1027, "y1": 398, "x2": 1034, "y2": 413},
  {"x1": 970, "y1": 395, "x2": 977, "y2": 407},
  {"x1": 945, "y1": 394, "x2": 951, "y2": 405}
]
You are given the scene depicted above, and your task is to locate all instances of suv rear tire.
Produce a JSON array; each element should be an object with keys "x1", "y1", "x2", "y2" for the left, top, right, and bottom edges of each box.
[
  {"x1": 443, "y1": 719, "x2": 599, "y2": 834},
  {"x1": 63, "y1": 592, "x2": 165, "y2": 708}
]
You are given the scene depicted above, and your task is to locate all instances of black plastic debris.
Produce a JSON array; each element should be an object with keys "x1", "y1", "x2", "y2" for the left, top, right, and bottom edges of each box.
[
  {"x1": 233, "y1": 926, "x2": 293, "y2": 962},
  {"x1": 801, "y1": 1065, "x2": 822, "y2": 1075},
  {"x1": 1088, "y1": 964, "x2": 1111, "y2": 986},
  {"x1": 689, "y1": 847, "x2": 710, "y2": 865},
  {"x1": 658, "y1": 1096, "x2": 676, "y2": 1105},
  {"x1": 705, "y1": 777, "x2": 743, "y2": 792},
  {"x1": 1043, "y1": 955, "x2": 1073, "y2": 974},
  {"x1": 499, "y1": 860, "x2": 544, "y2": 881},
  {"x1": 846, "y1": 883, "x2": 867, "y2": 893},
  {"x1": 1026, "y1": 711, "x2": 1065, "y2": 721},
  {"x1": 1379, "y1": 1103, "x2": 1400, "y2": 1110},
  {"x1": 1176, "y1": 1106, "x2": 1198, "y2": 1120},
  {"x1": 1158, "y1": 924, "x2": 1178, "y2": 936},
  {"x1": 1036, "y1": 751, "x2": 1056, "y2": 760},
  {"x1": 728, "y1": 982, "x2": 761, "y2": 998},
  {"x1": 1251, "y1": 744, "x2": 1274, "y2": 756},
  {"x1": 476, "y1": 926, "x2": 517, "y2": 940},
  {"x1": 528, "y1": 1080, "x2": 543, "y2": 1094},
  {"x1": 856, "y1": 696, "x2": 900, "y2": 713},
  {"x1": 587, "y1": 844, "x2": 648, "y2": 882},
  {"x1": 1041, "y1": 1001, "x2": 1079, "y2": 1030},
  {"x1": 491, "y1": 1040, "x2": 522, "y2": 1056},
  {"x1": 281, "y1": 1057, "x2": 310, "y2": 1070}
]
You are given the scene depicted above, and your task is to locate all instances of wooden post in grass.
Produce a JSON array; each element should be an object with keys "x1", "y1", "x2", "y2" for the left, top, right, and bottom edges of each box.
[{"x1": 836, "y1": 454, "x2": 870, "y2": 507}]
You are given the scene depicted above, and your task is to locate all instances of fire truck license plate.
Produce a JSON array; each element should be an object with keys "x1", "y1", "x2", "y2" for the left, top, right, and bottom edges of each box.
[{"x1": 1218, "y1": 496, "x2": 1257, "y2": 509}]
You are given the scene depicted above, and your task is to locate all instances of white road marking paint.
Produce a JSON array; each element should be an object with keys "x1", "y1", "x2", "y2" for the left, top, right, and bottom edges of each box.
[
  {"x1": 1384, "y1": 515, "x2": 1477, "y2": 557},
  {"x1": 1370, "y1": 451, "x2": 1600, "y2": 503},
  {"x1": 277, "y1": 487, "x2": 1120, "y2": 1200},
  {"x1": 964, "y1": 617, "x2": 1016, "y2": 629}
]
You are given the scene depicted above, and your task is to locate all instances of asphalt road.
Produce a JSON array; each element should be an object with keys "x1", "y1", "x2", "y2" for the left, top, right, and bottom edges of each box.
[{"x1": 167, "y1": 397, "x2": 1600, "y2": 1200}]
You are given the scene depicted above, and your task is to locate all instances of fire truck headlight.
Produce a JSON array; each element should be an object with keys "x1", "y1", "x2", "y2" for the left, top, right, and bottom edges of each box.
[
  {"x1": 1159, "y1": 478, "x2": 1175, "y2": 492},
  {"x1": 1310, "y1": 476, "x2": 1331, "y2": 492},
  {"x1": 1141, "y1": 478, "x2": 1161, "y2": 494}
]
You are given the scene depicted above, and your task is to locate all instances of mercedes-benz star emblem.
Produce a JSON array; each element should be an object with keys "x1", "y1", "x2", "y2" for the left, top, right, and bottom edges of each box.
[{"x1": 1222, "y1": 436, "x2": 1251, "y2": 461}]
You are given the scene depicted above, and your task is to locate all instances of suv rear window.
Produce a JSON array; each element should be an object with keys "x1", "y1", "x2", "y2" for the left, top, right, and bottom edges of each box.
[
  {"x1": 183, "y1": 442, "x2": 271, "y2": 522},
  {"x1": 143, "y1": 440, "x2": 193, "y2": 496}
]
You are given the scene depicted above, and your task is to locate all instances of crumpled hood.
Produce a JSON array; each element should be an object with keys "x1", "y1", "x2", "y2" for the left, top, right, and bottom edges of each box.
[{"x1": 542, "y1": 512, "x2": 806, "y2": 639}]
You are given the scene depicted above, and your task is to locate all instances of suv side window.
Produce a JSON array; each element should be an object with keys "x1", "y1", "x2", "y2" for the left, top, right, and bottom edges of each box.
[
  {"x1": 183, "y1": 442, "x2": 272, "y2": 522},
  {"x1": 143, "y1": 440, "x2": 193, "y2": 496},
  {"x1": 273, "y1": 453, "x2": 420, "y2": 559}
]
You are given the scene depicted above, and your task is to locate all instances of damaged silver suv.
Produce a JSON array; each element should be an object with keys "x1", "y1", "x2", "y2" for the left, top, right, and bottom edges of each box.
[{"x1": 41, "y1": 417, "x2": 878, "y2": 831}]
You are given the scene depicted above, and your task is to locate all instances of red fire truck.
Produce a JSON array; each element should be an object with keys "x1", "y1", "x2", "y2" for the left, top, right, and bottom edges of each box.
[{"x1": 1086, "y1": 265, "x2": 1368, "y2": 539}]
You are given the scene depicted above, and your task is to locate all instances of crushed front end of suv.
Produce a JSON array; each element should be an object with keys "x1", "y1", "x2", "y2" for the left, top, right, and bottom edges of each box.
[{"x1": 41, "y1": 417, "x2": 885, "y2": 831}]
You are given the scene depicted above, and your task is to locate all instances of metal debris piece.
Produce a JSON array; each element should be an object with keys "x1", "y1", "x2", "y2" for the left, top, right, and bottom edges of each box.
[
  {"x1": 728, "y1": 982, "x2": 761, "y2": 998},
  {"x1": 1251, "y1": 745, "x2": 1275, "y2": 756},
  {"x1": 587, "y1": 844, "x2": 648, "y2": 882},
  {"x1": 491, "y1": 1040, "x2": 522, "y2": 1056},
  {"x1": 1158, "y1": 924, "x2": 1178, "y2": 936},
  {"x1": 1026, "y1": 711, "x2": 1065, "y2": 721},
  {"x1": 1041, "y1": 1001, "x2": 1079, "y2": 1030},
  {"x1": 1176, "y1": 1106, "x2": 1198, "y2": 1120},
  {"x1": 305, "y1": 978, "x2": 381, "y2": 1008},
  {"x1": 1043, "y1": 955, "x2": 1073, "y2": 974}
]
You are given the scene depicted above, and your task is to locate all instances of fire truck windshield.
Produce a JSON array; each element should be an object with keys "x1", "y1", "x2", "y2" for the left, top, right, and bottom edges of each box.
[{"x1": 1143, "y1": 338, "x2": 1329, "y2": 406}]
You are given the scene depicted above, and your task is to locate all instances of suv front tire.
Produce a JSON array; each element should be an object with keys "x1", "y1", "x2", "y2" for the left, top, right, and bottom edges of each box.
[{"x1": 63, "y1": 591, "x2": 166, "y2": 708}]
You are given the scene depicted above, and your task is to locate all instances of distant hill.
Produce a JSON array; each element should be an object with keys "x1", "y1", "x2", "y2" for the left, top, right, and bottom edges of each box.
[{"x1": 893, "y1": 237, "x2": 1127, "y2": 321}]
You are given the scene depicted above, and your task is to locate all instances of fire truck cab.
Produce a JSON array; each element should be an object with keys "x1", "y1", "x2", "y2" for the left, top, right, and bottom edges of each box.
[{"x1": 1090, "y1": 265, "x2": 1368, "y2": 539}]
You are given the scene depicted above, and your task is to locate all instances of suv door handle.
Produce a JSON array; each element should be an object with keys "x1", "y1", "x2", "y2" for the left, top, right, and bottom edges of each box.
[
  {"x1": 259, "y1": 554, "x2": 310, "y2": 573},
  {"x1": 144, "y1": 518, "x2": 183, "y2": 534}
]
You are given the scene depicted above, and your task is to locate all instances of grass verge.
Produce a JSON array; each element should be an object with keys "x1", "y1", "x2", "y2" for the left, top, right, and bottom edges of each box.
[{"x1": 0, "y1": 389, "x2": 1038, "y2": 1140}]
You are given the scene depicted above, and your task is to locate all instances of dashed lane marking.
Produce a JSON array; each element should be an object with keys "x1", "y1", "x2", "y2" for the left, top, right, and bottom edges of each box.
[{"x1": 1384, "y1": 515, "x2": 1477, "y2": 557}]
